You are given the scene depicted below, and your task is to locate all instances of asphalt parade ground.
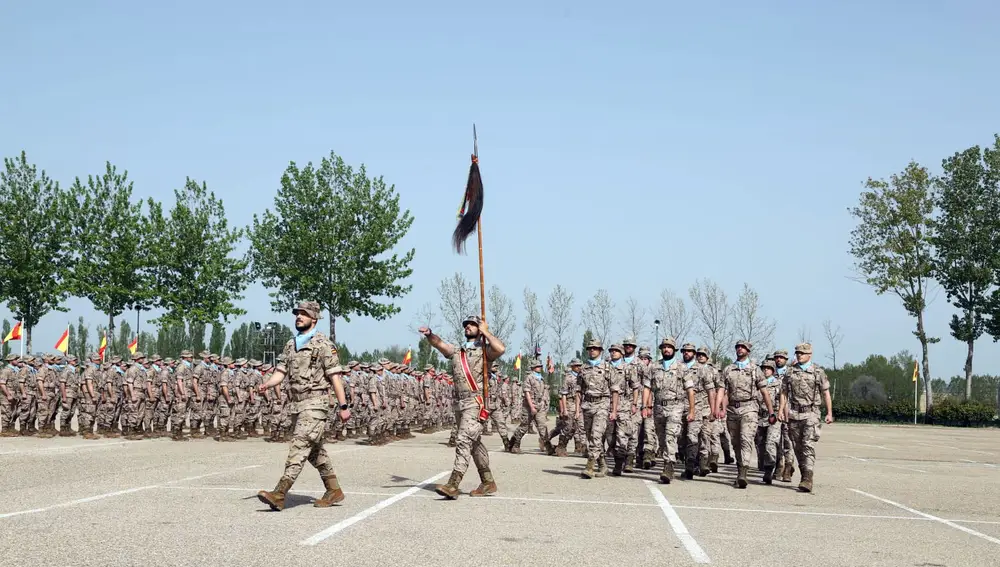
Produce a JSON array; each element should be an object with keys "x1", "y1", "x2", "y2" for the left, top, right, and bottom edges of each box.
[{"x1": 1, "y1": 422, "x2": 998, "y2": 567}]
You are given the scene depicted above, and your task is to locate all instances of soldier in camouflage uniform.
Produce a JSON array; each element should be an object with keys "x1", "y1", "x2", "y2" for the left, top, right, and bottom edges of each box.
[
  {"x1": 678, "y1": 343, "x2": 717, "y2": 479},
  {"x1": 508, "y1": 359, "x2": 548, "y2": 454},
  {"x1": 634, "y1": 346, "x2": 654, "y2": 467},
  {"x1": 17, "y1": 357, "x2": 39, "y2": 435},
  {"x1": 35, "y1": 355, "x2": 60, "y2": 438},
  {"x1": 755, "y1": 359, "x2": 783, "y2": 483},
  {"x1": 57, "y1": 356, "x2": 80, "y2": 436},
  {"x1": 549, "y1": 359, "x2": 582, "y2": 457},
  {"x1": 484, "y1": 362, "x2": 510, "y2": 448},
  {"x1": 772, "y1": 349, "x2": 796, "y2": 482},
  {"x1": 642, "y1": 337, "x2": 687, "y2": 484},
  {"x1": 0, "y1": 354, "x2": 21, "y2": 436},
  {"x1": 577, "y1": 339, "x2": 622, "y2": 479},
  {"x1": 719, "y1": 340, "x2": 775, "y2": 489},
  {"x1": 699, "y1": 346, "x2": 731, "y2": 471},
  {"x1": 778, "y1": 343, "x2": 833, "y2": 493},
  {"x1": 122, "y1": 352, "x2": 146, "y2": 440},
  {"x1": 256, "y1": 301, "x2": 350, "y2": 511},
  {"x1": 421, "y1": 314, "x2": 506, "y2": 499},
  {"x1": 613, "y1": 341, "x2": 643, "y2": 474}
]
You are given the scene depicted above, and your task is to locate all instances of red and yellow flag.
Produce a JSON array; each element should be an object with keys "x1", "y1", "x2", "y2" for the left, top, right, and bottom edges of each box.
[
  {"x1": 2, "y1": 321, "x2": 22, "y2": 343},
  {"x1": 912, "y1": 361, "x2": 919, "y2": 383},
  {"x1": 514, "y1": 353, "x2": 521, "y2": 370},
  {"x1": 98, "y1": 332, "x2": 108, "y2": 360},
  {"x1": 54, "y1": 327, "x2": 69, "y2": 353},
  {"x1": 402, "y1": 348, "x2": 412, "y2": 365},
  {"x1": 127, "y1": 336, "x2": 138, "y2": 355}
]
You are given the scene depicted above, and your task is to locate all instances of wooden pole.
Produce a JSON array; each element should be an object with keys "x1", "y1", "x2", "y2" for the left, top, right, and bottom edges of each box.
[{"x1": 478, "y1": 217, "x2": 489, "y2": 405}]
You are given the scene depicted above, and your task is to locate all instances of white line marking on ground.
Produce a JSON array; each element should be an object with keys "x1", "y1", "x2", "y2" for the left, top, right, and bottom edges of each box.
[
  {"x1": 0, "y1": 440, "x2": 148, "y2": 455},
  {"x1": 960, "y1": 459, "x2": 998, "y2": 468},
  {"x1": 847, "y1": 455, "x2": 928, "y2": 473},
  {"x1": 836, "y1": 440, "x2": 897, "y2": 451},
  {"x1": 0, "y1": 464, "x2": 261, "y2": 520},
  {"x1": 916, "y1": 442, "x2": 996, "y2": 456},
  {"x1": 300, "y1": 471, "x2": 449, "y2": 546},
  {"x1": 851, "y1": 489, "x2": 1000, "y2": 546},
  {"x1": 645, "y1": 482, "x2": 711, "y2": 564}
]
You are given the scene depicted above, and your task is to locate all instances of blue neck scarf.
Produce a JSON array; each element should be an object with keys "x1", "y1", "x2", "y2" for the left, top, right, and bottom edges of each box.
[
  {"x1": 295, "y1": 327, "x2": 317, "y2": 351},
  {"x1": 115, "y1": 367, "x2": 125, "y2": 375},
  {"x1": 623, "y1": 356, "x2": 634, "y2": 364},
  {"x1": 464, "y1": 340, "x2": 477, "y2": 349},
  {"x1": 686, "y1": 360, "x2": 696, "y2": 369},
  {"x1": 735, "y1": 359, "x2": 749, "y2": 370},
  {"x1": 611, "y1": 358, "x2": 623, "y2": 368},
  {"x1": 153, "y1": 364, "x2": 160, "y2": 372},
  {"x1": 661, "y1": 357, "x2": 674, "y2": 370},
  {"x1": 183, "y1": 360, "x2": 192, "y2": 368},
  {"x1": 532, "y1": 371, "x2": 542, "y2": 379},
  {"x1": 800, "y1": 361, "x2": 813, "y2": 370},
  {"x1": 776, "y1": 367, "x2": 786, "y2": 376},
  {"x1": 587, "y1": 358, "x2": 601, "y2": 367}
]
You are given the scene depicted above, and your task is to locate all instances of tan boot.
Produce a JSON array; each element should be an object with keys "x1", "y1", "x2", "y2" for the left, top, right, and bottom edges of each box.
[
  {"x1": 469, "y1": 469, "x2": 497, "y2": 497},
  {"x1": 555, "y1": 443, "x2": 569, "y2": 458},
  {"x1": 623, "y1": 453, "x2": 635, "y2": 473},
  {"x1": 781, "y1": 462, "x2": 794, "y2": 483},
  {"x1": 82, "y1": 430, "x2": 100, "y2": 440},
  {"x1": 257, "y1": 477, "x2": 294, "y2": 511},
  {"x1": 735, "y1": 465, "x2": 748, "y2": 489},
  {"x1": 659, "y1": 461, "x2": 674, "y2": 484},
  {"x1": 314, "y1": 474, "x2": 345, "y2": 507},
  {"x1": 582, "y1": 458, "x2": 596, "y2": 479},
  {"x1": 595, "y1": 456, "x2": 607, "y2": 478},
  {"x1": 434, "y1": 470, "x2": 463, "y2": 500},
  {"x1": 798, "y1": 470, "x2": 813, "y2": 493}
]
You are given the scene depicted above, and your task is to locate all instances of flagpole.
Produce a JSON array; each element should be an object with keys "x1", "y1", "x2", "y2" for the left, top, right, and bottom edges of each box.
[
  {"x1": 472, "y1": 125, "x2": 489, "y2": 407},
  {"x1": 913, "y1": 362, "x2": 918, "y2": 425}
]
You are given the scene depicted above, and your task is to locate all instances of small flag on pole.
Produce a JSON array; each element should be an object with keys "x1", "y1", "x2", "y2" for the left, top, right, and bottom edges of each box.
[
  {"x1": 98, "y1": 332, "x2": 108, "y2": 360},
  {"x1": 514, "y1": 353, "x2": 521, "y2": 371},
  {"x1": 54, "y1": 326, "x2": 69, "y2": 353},
  {"x1": 127, "y1": 336, "x2": 138, "y2": 355},
  {"x1": 912, "y1": 361, "x2": 919, "y2": 383},
  {"x1": 2, "y1": 321, "x2": 22, "y2": 343},
  {"x1": 403, "y1": 348, "x2": 412, "y2": 365}
]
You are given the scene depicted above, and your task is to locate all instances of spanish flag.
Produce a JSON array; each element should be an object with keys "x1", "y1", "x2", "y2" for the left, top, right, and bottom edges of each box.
[
  {"x1": 54, "y1": 326, "x2": 69, "y2": 353},
  {"x1": 912, "y1": 361, "x2": 919, "y2": 383},
  {"x1": 402, "y1": 348, "x2": 412, "y2": 365},
  {"x1": 98, "y1": 332, "x2": 108, "y2": 360},
  {"x1": 514, "y1": 353, "x2": 521, "y2": 370},
  {"x1": 2, "y1": 320, "x2": 22, "y2": 344},
  {"x1": 127, "y1": 336, "x2": 138, "y2": 355}
]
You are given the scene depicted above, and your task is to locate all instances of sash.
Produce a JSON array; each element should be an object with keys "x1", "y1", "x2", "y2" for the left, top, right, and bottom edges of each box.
[{"x1": 460, "y1": 350, "x2": 490, "y2": 421}]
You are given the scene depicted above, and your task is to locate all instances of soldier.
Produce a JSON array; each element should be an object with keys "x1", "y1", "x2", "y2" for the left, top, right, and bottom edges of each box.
[
  {"x1": 719, "y1": 341, "x2": 775, "y2": 489},
  {"x1": 190, "y1": 351, "x2": 212, "y2": 438},
  {"x1": 0, "y1": 354, "x2": 20, "y2": 436},
  {"x1": 256, "y1": 301, "x2": 350, "y2": 511},
  {"x1": 550, "y1": 359, "x2": 582, "y2": 457},
  {"x1": 366, "y1": 360, "x2": 389, "y2": 445},
  {"x1": 614, "y1": 340, "x2": 643, "y2": 474},
  {"x1": 155, "y1": 356, "x2": 173, "y2": 437},
  {"x1": 772, "y1": 349, "x2": 796, "y2": 482},
  {"x1": 97, "y1": 356, "x2": 120, "y2": 437},
  {"x1": 17, "y1": 356, "x2": 39, "y2": 435},
  {"x1": 678, "y1": 343, "x2": 716, "y2": 479},
  {"x1": 216, "y1": 357, "x2": 236, "y2": 442},
  {"x1": 778, "y1": 343, "x2": 833, "y2": 493},
  {"x1": 420, "y1": 314, "x2": 506, "y2": 499},
  {"x1": 247, "y1": 360, "x2": 263, "y2": 437},
  {"x1": 699, "y1": 346, "x2": 731, "y2": 471},
  {"x1": 485, "y1": 362, "x2": 511, "y2": 449},
  {"x1": 508, "y1": 359, "x2": 548, "y2": 454},
  {"x1": 75, "y1": 354, "x2": 100, "y2": 439},
  {"x1": 122, "y1": 352, "x2": 146, "y2": 440},
  {"x1": 755, "y1": 359, "x2": 783, "y2": 483},
  {"x1": 642, "y1": 338, "x2": 687, "y2": 484},
  {"x1": 171, "y1": 350, "x2": 195, "y2": 441},
  {"x1": 576, "y1": 339, "x2": 622, "y2": 479},
  {"x1": 36, "y1": 355, "x2": 60, "y2": 438},
  {"x1": 232, "y1": 358, "x2": 249, "y2": 439},
  {"x1": 56, "y1": 356, "x2": 79, "y2": 436},
  {"x1": 635, "y1": 346, "x2": 655, "y2": 468}
]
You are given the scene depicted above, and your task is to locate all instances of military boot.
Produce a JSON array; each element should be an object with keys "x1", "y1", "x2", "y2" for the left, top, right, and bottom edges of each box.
[
  {"x1": 335, "y1": 430, "x2": 346, "y2": 442},
  {"x1": 314, "y1": 474, "x2": 346, "y2": 507},
  {"x1": 582, "y1": 458, "x2": 596, "y2": 479},
  {"x1": 434, "y1": 470, "x2": 463, "y2": 500},
  {"x1": 734, "y1": 465, "x2": 748, "y2": 489},
  {"x1": 508, "y1": 439, "x2": 523, "y2": 454},
  {"x1": 798, "y1": 470, "x2": 813, "y2": 493},
  {"x1": 710, "y1": 460, "x2": 719, "y2": 474},
  {"x1": 555, "y1": 442, "x2": 569, "y2": 458},
  {"x1": 623, "y1": 453, "x2": 636, "y2": 473},
  {"x1": 611, "y1": 456, "x2": 625, "y2": 477},
  {"x1": 37, "y1": 425, "x2": 56, "y2": 439},
  {"x1": 595, "y1": 456, "x2": 607, "y2": 478},
  {"x1": 469, "y1": 469, "x2": 497, "y2": 497},
  {"x1": 257, "y1": 477, "x2": 294, "y2": 511},
  {"x1": 500, "y1": 436, "x2": 511, "y2": 452},
  {"x1": 659, "y1": 461, "x2": 674, "y2": 484},
  {"x1": 82, "y1": 430, "x2": 100, "y2": 440},
  {"x1": 544, "y1": 439, "x2": 556, "y2": 456},
  {"x1": 780, "y1": 462, "x2": 794, "y2": 483},
  {"x1": 235, "y1": 428, "x2": 248, "y2": 440},
  {"x1": 698, "y1": 456, "x2": 711, "y2": 477},
  {"x1": 762, "y1": 465, "x2": 775, "y2": 485}
]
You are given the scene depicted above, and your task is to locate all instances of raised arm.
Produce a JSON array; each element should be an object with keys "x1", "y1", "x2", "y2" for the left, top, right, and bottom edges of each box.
[{"x1": 418, "y1": 327, "x2": 456, "y2": 359}]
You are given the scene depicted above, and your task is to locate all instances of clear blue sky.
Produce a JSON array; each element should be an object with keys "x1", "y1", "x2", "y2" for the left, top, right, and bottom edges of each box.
[{"x1": 3, "y1": 1, "x2": 1000, "y2": 379}]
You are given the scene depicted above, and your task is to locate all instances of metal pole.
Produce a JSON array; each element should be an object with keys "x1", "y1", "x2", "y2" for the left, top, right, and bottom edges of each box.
[{"x1": 914, "y1": 372, "x2": 918, "y2": 425}]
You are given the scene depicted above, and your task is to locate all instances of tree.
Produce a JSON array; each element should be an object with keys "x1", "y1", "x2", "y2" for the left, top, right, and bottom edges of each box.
[
  {"x1": 155, "y1": 322, "x2": 188, "y2": 359},
  {"x1": 146, "y1": 178, "x2": 248, "y2": 330},
  {"x1": 438, "y1": 272, "x2": 477, "y2": 343},
  {"x1": 190, "y1": 322, "x2": 207, "y2": 354},
  {"x1": 546, "y1": 285, "x2": 576, "y2": 365},
  {"x1": 486, "y1": 285, "x2": 516, "y2": 352},
  {"x1": 575, "y1": 329, "x2": 596, "y2": 361},
  {"x1": 209, "y1": 323, "x2": 226, "y2": 355},
  {"x1": 934, "y1": 138, "x2": 1000, "y2": 399},
  {"x1": 521, "y1": 287, "x2": 546, "y2": 357},
  {"x1": 849, "y1": 375, "x2": 888, "y2": 404},
  {"x1": 689, "y1": 278, "x2": 732, "y2": 362},
  {"x1": 732, "y1": 283, "x2": 776, "y2": 359},
  {"x1": 822, "y1": 318, "x2": 844, "y2": 371},
  {"x1": 71, "y1": 316, "x2": 90, "y2": 360},
  {"x1": 619, "y1": 296, "x2": 647, "y2": 345},
  {"x1": 68, "y1": 162, "x2": 153, "y2": 345},
  {"x1": 797, "y1": 325, "x2": 812, "y2": 344},
  {"x1": 656, "y1": 289, "x2": 696, "y2": 346},
  {"x1": 409, "y1": 302, "x2": 440, "y2": 334},
  {"x1": 247, "y1": 152, "x2": 415, "y2": 343},
  {"x1": 0, "y1": 152, "x2": 75, "y2": 351},
  {"x1": 849, "y1": 161, "x2": 938, "y2": 417},
  {"x1": 113, "y1": 320, "x2": 132, "y2": 357},
  {"x1": 582, "y1": 289, "x2": 615, "y2": 347},
  {"x1": 1, "y1": 319, "x2": 9, "y2": 359}
]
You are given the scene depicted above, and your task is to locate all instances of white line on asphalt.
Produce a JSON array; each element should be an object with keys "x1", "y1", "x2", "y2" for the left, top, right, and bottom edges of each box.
[
  {"x1": 851, "y1": 489, "x2": 1000, "y2": 546},
  {"x1": 836, "y1": 440, "x2": 897, "y2": 451},
  {"x1": 0, "y1": 441, "x2": 146, "y2": 455},
  {"x1": 916, "y1": 442, "x2": 996, "y2": 456},
  {"x1": 645, "y1": 482, "x2": 711, "y2": 564},
  {"x1": 847, "y1": 455, "x2": 928, "y2": 473},
  {"x1": 300, "y1": 471, "x2": 449, "y2": 546},
  {"x1": 960, "y1": 459, "x2": 998, "y2": 468},
  {"x1": 0, "y1": 464, "x2": 261, "y2": 520}
]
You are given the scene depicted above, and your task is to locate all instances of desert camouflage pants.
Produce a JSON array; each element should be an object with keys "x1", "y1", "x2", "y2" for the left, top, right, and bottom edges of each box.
[
  {"x1": 37, "y1": 392, "x2": 58, "y2": 430},
  {"x1": 59, "y1": 396, "x2": 78, "y2": 431},
  {"x1": 582, "y1": 400, "x2": 611, "y2": 463},
  {"x1": 487, "y1": 406, "x2": 508, "y2": 439},
  {"x1": 78, "y1": 396, "x2": 97, "y2": 432},
  {"x1": 282, "y1": 409, "x2": 335, "y2": 483},
  {"x1": 0, "y1": 395, "x2": 16, "y2": 431},
  {"x1": 654, "y1": 402, "x2": 684, "y2": 464},
  {"x1": 710, "y1": 418, "x2": 734, "y2": 463},
  {"x1": 754, "y1": 420, "x2": 782, "y2": 468},
  {"x1": 612, "y1": 410, "x2": 641, "y2": 459},
  {"x1": 555, "y1": 404, "x2": 585, "y2": 449},
  {"x1": 17, "y1": 394, "x2": 37, "y2": 431},
  {"x1": 217, "y1": 400, "x2": 231, "y2": 431},
  {"x1": 685, "y1": 415, "x2": 713, "y2": 471},
  {"x1": 726, "y1": 407, "x2": 758, "y2": 468},
  {"x1": 453, "y1": 405, "x2": 489, "y2": 475},
  {"x1": 788, "y1": 415, "x2": 819, "y2": 474},
  {"x1": 511, "y1": 405, "x2": 547, "y2": 446}
]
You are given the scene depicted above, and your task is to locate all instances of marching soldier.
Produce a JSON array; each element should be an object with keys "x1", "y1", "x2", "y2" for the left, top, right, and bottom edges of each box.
[
  {"x1": 607, "y1": 343, "x2": 637, "y2": 476},
  {"x1": 508, "y1": 359, "x2": 548, "y2": 454},
  {"x1": 773, "y1": 349, "x2": 796, "y2": 482},
  {"x1": 36, "y1": 355, "x2": 59, "y2": 438},
  {"x1": 486, "y1": 362, "x2": 511, "y2": 449},
  {"x1": 678, "y1": 343, "x2": 716, "y2": 479},
  {"x1": 420, "y1": 314, "x2": 506, "y2": 499},
  {"x1": 755, "y1": 359, "x2": 782, "y2": 483},
  {"x1": 719, "y1": 341, "x2": 775, "y2": 489},
  {"x1": 699, "y1": 346, "x2": 730, "y2": 471},
  {"x1": 576, "y1": 339, "x2": 621, "y2": 479},
  {"x1": 57, "y1": 356, "x2": 80, "y2": 436},
  {"x1": 256, "y1": 301, "x2": 351, "y2": 511},
  {"x1": 550, "y1": 359, "x2": 583, "y2": 457},
  {"x1": 642, "y1": 338, "x2": 686, "y2": 484},
  {"x1": 216, "y1": 357, "x2": 235, "y2": 442},
  {"x1": 778, "y1": 343, "x2": 834, "y2": 493},
  {"x1": 0, "y1": 354, "x2": 20, "y2": 436}
]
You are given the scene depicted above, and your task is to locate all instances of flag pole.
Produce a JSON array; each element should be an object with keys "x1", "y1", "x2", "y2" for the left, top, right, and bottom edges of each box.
[{"x1": 474, "y1": 126, "x2": 489, "y2": 407}]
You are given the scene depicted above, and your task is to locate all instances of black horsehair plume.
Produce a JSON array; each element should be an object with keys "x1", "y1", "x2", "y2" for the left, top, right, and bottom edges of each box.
[{"x1": 452, "y1": 152, "x2": 483, "y2": 254}]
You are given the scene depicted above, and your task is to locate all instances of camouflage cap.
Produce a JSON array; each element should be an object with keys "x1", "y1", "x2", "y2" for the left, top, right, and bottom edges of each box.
[
  {"x1": 348, "y1": 360, "x2": 359, "y2": 367},
  {"x1": 110, "y1": 356, "x2": 123, "y2": 364},
  {"x1": 66, "y1": 355, "x2": 78, "y2": 363},
  {"x1": 491, "y1": 361, "x2": 500, "y2": 370},
  {"x1": 608, "y1": 344, "x2": 624, "y2": 354},
  {"x1": 260, "y1": 363, "x2": 273, "y2": 373},
  {"x1": 680, "y1": 343, "x2": 697, "y2": 352},
  {"x1": 761, "y1": 360, "x2": 776, "y2": 370},
  {"x1": 131, "y1": 351, "x2": 146, "y2": 360},
  {"x1": 622, "y1": 335, "x2": 637, "y2": 347},
  {"x1": 180, "y1": 350, "x2": 194, "y2": 358},
  {"x1": 4, "y1": 353, "x2": 18, "y2": 362},
  {"x1": 293, "y1": 300, "x2": 322, "y2": 320},
  {"x1": 234, "y1": 358, "x2": 248, "y2": 366},
  {"x1": 735, "y1": 340, "x2": 752, "y2": 351},
  {"x1": 249, "y1": 359, "x2": 261, "y2": 368},
  {"x1": 462, "y1": 314, "x2": 482, "y2": 327},
  {"x1": 378, "y1": 358, "x2": 390, "y2": 365},
  {"x1": 773, "y1": 349, "x2": 789, "y2": 359},
  {"x1": 530, "y1": 358, "x2": 543, "y2": 368},
  {"x1": 221, "y1": 356, "x2": 234, "y2": 365},
  {"x1": 149, "y1": 354, "x2": 163, "y2": 363},
  {"x1": 637, "y1": 347, "x2": 652, "y2": 358},
  {"x1": 696, "y1": 345, "x2": 709, "y2": 357},
  {"x1": 424, "y1": 364, "x2": 435, "y2": 371},
  {"x1": 199, "y1": 350, "x2": 211, "y2": 358},
  {"x1": 209, "y1": 354, "x2": 220, "y2": 361},
  {"x1": 585, "y1": 338, "x2": 603, "y2": 350},
  {"x1": 360, "y1": 363, "x2": 370, "y2": 370},
  {"x1": 568, "y1": 358, "x2": 583, "y2": 366},
  {"x1": 88, "y1": 352, "x2": 101, "y2": 361},
  {"x1": 794, "y1": 343, "x2": 813, "y2": 354},
  {"x1": 658, "y1": 337, "x2": 677, "y2": 349},
  {"x1": 164, "y1": 357, "x2": 175, "y2": 364},
  {"x1": 23, "y1": 356, "x2": 36, "y2": 364}
]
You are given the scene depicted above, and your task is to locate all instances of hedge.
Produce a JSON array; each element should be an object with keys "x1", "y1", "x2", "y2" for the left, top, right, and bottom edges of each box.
[{"x1": 833, "y1": 399, "x2": 998, "y2": 427}]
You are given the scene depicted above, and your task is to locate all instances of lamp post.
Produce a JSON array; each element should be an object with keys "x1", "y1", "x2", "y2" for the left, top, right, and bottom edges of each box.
[{"x1": 654, "y1": 319, "x2": 660, "y2": 347}]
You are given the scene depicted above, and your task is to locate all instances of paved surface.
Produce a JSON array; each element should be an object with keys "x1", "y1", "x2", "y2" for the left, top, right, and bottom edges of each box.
[{"x1": 1, "y1": 422, "x2": 998, "y2": 566}]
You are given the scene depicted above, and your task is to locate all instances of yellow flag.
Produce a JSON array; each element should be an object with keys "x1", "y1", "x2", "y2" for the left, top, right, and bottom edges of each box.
[{"x1": 912, "y1": 361, "x2": 919, "y2": 383}]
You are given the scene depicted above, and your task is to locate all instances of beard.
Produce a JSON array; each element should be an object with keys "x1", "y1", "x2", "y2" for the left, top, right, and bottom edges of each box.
[
  {"x1": 295, "y1": 319, "x2": 311, "y2": 332},
  {"x1": 464, "y1": 328, "x2": 479, "y2": 340}
]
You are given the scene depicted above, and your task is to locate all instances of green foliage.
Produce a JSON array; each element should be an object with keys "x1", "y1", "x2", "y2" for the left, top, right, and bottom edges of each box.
[
  {"x1": 0, "y1": 151, "x2": 75, "y2": 350},
  {"x1": 247, "y1": 151, "x2": 415, "y2": 343},
  {"x1": 67, "y1": 316, "x2": 91, "y2": 360},
  {"x1": 113, "y1": 320, "x2": 132, "y2": 356},
  {"x1": 929, "y1": 398, "x2": 997, "y2": 427},
  {"x1": 415, "y1": 337, "x2": 441, "y2": 369},
  {"x1": 828, "y1": 351, "x2": 917, "y2": 403},
  {"x1": 208, "y1": 323, "x2": 226, "y2": 355},
  {"x1": 1, "y1": 319, "x2": 9, "y2": 359},
  {"x1": 146, "y1": 178, "x2": 248, "y2": 327},
  {"x1": 189, "y1": 322, "x2": 207, "y2": 354},
  {"x1": 849, "y1": 375, "x2": 887, "y2": 404},
  {"x1": 832, "y1": 400, "x2": 916, "y2": 423},
  {"x1": 154, "y1": 322, "x2": 188, "y2": 358}
]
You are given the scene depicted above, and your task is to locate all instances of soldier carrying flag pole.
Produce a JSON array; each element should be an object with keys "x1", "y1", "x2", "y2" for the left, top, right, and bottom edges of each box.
[{"x1": 419, "y1": 124, "x2": 506, "y2": 499}]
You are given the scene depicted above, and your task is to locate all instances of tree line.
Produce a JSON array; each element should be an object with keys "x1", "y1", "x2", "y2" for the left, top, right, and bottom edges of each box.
[
  {"x1": 0, "y1": 150, "x2": 415, "y2": 354},
  {"x1": 848, "y1": 133, "x2": 1000, "y2": 418}
]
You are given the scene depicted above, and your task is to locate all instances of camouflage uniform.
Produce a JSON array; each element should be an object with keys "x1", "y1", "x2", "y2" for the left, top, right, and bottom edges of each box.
[
  {"x1": 215, "y1": 358, "x2": 235, "y2": 441},
  {"x1": 755, "y1": 359, "x2": 783, "y2": 483},
  {"x1": 17, "y1": 358, "x2": 39, "y2": 435},
  {"x1": 721, "y1": 341, "x2": 770, "y2": 488},
  {"x1": 551, "y1": 362, "x2": 583, "y2": 457},
  {"x1": 509, "y1": 361, "x2": 548, "y2": 452},
  {"x1": 36, "y1": 357, "x2": 60, "y2": 437},
  {"x1": 773, "y1": 349, "x2": 796, "y2": 481},
  {"x1": 123, "y1": 353, "x2": 147, "y2": 439},
  {"x1": 0, "y1": 355, "x2": 20, "y2": 435},
  {"x1": 78, "y1": 355, "x2": 101, "y2": 438},
  {"x1": 782, "y1": 343, "x2": 830, "y2": 492},
  {"x1": 578, "y1": 339, "x2": 623, "y2": 479},
  {"x1": 678, "y1": 344, "x2": 716, "y2": 477},
  {"x1": 643, "y1": 339, "x2": 687, "y2": 483},
  {"x1": 171, "y1": 352, "x2": 196, "y2": 440},
  {"x1": 616, "y1": 343, "x2": 644, "y2": 473}
]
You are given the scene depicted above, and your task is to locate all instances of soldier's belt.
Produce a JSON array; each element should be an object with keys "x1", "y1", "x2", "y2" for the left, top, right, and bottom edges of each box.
[
  {"x1": 583, "y1": 394, "x2": 608, "y2": 402},
  {"x1": 790, "y1": 403, "x2": 817, "y2": 412},
  {"x1": 655, "y1": 397, "x2": 677, "y2": 405},
  {"x1": 729, "y1": 400, "x2": 754, "y2": 409}
]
